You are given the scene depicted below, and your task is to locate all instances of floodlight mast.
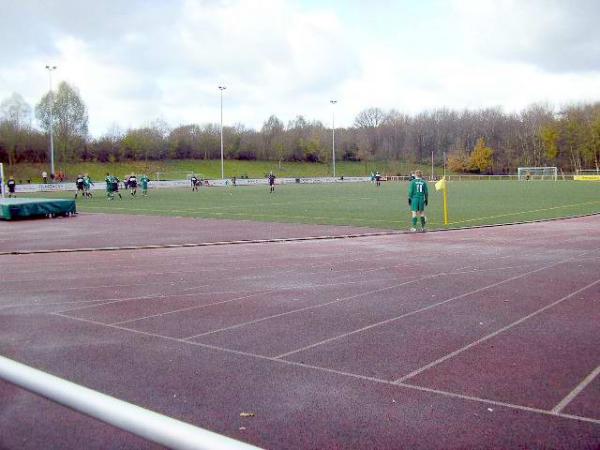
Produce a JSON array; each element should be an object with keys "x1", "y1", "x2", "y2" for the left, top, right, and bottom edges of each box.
[
  {"x1": 330, "y1": 100, "x2": 337, "y2": 178},
  {"x1": 218, "y1": 86, "x2": 226, "y2": 179},
  {"x1": 45, "y1": 65, "x2": 57, "y2": 177}
]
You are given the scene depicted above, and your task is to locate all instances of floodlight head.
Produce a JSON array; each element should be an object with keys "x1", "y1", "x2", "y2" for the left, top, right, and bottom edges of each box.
[
  {"x1": 330, "y1": 100, "x2": 337, "y2": 104},
  {"x1": 218, "y1": 86, "x2": 226, "y2": 90}
]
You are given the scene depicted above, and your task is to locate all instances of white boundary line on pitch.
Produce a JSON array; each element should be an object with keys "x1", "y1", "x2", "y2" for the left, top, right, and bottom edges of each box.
[
  {"x1": 552, "y1": 365, "x2": 600, "y2": 414},
  {"x1": 49, "y1": 312, "x2": 600, "y2": 426},
  {"x1": 182, "y1": 265, "x2": 529, "y2": 341},
  {"x1": 272, "y1": 258, "x2": 582, "y2": 360},
  {"x1": 393, "y1": 278, "x2": 600, "y2": 383}
]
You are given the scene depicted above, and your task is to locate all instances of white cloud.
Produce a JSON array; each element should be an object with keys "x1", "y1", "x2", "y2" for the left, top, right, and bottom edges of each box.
[{"x1": 453, "y1": 0, "x2": 600, "y2": 72}]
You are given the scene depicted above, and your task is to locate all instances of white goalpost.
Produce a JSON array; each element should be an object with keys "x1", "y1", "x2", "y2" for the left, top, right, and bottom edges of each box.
[
  {"x1": 0, "y1": 163, "x2": 5, "y2": 198},
  {"x1": 517, "y1": 166, "x2": 558, "y2": 181}
]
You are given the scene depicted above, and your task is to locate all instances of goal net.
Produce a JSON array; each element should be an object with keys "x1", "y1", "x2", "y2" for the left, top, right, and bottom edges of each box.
[{"x1": 517, "y1": 167, "x2": 558, "y2": 181}]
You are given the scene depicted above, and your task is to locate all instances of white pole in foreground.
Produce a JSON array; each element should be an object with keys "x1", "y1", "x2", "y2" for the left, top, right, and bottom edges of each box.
[
  {"x1": 219, "y1": 86, "x2": 226, "y2": 180},
  {"x1": 330, "y1": 100, "x2": 337, "y2": 178},
  {"x1": 0, "y1": 355, "x2": 261, "y2": 450},
  {"x1": 45, "y1": 65, "x2": 57, "y2": 177},
  {"x1": 0, "y1": 163, "x2": 5, "y2": 198}
]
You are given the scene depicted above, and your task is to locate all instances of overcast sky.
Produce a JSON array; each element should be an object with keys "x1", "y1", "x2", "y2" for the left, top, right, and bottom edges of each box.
[{"x1": 2, "y1": 0, "x2": 600, "y2": 136}]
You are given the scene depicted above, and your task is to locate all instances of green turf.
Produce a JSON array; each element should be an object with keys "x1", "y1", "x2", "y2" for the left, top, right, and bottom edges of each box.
[{"x1": 26, "y1": 180, "x2": 600, "y2": 230}]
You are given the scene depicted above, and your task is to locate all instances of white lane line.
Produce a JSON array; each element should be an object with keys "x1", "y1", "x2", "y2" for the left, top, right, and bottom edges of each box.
[
  {"x1": 184, "y1": 265, "x2": 533, "y2": 342},
  {"x1": 111, "y1": 290, "x2": 274, "y2": 326},
  {"x1": 396, "y1": 382, "x2": 600, "y2": 426},
  {"x1": 55, "y1": 286, "x2": 211, "y2": 314},
  {"x1": 182, "y1": 275, "x2": 434, "y2": 341},
  {"x1": 274, "y1": 262, "x2": 567, "y2": 360},
  {"x1": 0, "y1": 299, "x2": 120, "y2": 311},
  {"x1": 394, "y1": 278, "x2": 600, "y2": 384},
  {"x1": 50, "y1": 312, "x2": 600, "y2": 426},
  {"x1": 53, "y1": 275, "x2": 396, "y2": 318},
  {"x1": 552, "y1": 366, "x2": 600, "y2": 414},
  {"x1": 105, "y1": 275, "x2": 409, "y2": 327}
]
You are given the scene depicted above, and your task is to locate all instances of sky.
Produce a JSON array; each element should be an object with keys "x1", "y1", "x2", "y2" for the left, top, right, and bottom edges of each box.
[{"x1": 1, "y1": 0, "x2": 600, "y2": 137}]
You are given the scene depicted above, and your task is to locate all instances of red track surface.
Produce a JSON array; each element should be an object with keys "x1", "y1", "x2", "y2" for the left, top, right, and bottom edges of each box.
[
  {"x1": 1, "y1": 214, "x2": 599, "y2": 449},
  {"x1": 0, "y1": 213, "x2": 387, "y2": 253}
]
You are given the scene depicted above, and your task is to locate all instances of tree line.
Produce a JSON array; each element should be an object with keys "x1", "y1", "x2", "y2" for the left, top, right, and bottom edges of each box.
[{"x1": 1, "y1": 81, "x2": 600, "y2": 174}]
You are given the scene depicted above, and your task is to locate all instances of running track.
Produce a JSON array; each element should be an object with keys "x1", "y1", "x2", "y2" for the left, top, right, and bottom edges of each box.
[{"x1": 0, "y1": 214, "x2": 599, "y2": 449}]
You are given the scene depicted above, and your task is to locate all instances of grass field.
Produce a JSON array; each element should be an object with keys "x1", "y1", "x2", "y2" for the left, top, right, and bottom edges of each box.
[
  {"x1": 27, "y1": 180, "x2": 600, "y2": 230},
  {"x1": 5, "y1": 160, "x2": 438, "y2": 184}
]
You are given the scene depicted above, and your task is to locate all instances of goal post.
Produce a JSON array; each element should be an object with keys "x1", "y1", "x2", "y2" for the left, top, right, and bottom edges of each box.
[
  {"x1": 517, "y1": 167, "x2": 558, "y2": 181},
  {"x1": 0, "y1": 163, "x2": 5, "y2": 198}
]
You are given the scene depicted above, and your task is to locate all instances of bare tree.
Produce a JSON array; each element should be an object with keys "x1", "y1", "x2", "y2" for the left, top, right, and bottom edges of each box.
[{"x1": 0, "y1": 93, "x2": 32, "y2": 166}]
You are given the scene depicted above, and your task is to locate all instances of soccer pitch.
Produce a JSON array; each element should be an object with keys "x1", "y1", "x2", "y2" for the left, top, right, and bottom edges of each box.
[{"x1": 28, "y1": 180, "x2": 600, "y2": 230}]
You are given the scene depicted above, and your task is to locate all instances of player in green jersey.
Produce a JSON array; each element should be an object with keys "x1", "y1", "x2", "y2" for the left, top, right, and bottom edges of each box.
[
  {"x1": 140, "y1": 174, "x2": 150, "y2": 196},
  {"x1": 105, "y1": 173, "x2": 122, "y2": 199},
  {"x1": 83, "y1": 174, "x2": 93, "y2": 198},
  {"x1": 408, "y1": 170, "x2": 428, "y2": 232}
]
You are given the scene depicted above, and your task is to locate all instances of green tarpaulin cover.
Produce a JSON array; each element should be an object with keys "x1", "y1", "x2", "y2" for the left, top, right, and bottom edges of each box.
[{"x1": 0, "y1": 198, "x2": 76, "y2": 220}]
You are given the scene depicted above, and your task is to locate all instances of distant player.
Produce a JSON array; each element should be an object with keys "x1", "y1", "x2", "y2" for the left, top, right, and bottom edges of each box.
[
  {"x1": 113, "y1": 176, "x2": 122, "y2": 199},
  {"x1": 408, "y1": 170, "x2": 428, "y2": 232},
  {"x1": 105, "y1": 173, "x2": 114, "y2": 199},
  {"x1": 6, "y1": 176, "x2": 16, "y2": 198},
  {"x1": 83, "y1": 174, "x2": 94, "y2": 198},
  {"x1": 140, "y1": 174, "x2": 149, "y2": 196},
  {"x1": 127, "y1": 173, "x2": 138, "y2": 197},
  {"x1": 105, "y1": 173, "x2": 122, "y2": 200},
  {"x1": 74, "y1": 174, "x2": 85, "y2": 198},
  {"x1": 268, "y1": 172, "x2": 276, "y2": 193},
  {"x1": 375, "y1": 171, "x2": 381, "y2": 187},
  {"x1": 190, "y1": 175, "x2": 199, "y2": 191}
]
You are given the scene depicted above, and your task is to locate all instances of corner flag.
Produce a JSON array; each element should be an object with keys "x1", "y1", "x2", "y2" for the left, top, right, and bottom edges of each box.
[
  {"x1": 435, "y1": 178, "x2": 446, "y2": 192},
  {"x1": 435, "y1": 177, "x2": 449, "y2": 225}
]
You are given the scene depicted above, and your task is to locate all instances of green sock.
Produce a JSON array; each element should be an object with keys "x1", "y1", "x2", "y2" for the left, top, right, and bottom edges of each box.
[
  {"x1": 412, "y1": 217, "x2": 418, "y2": 227},
  {"x1": 421, "y1": 217, "x2": 426, "y2": 227}
]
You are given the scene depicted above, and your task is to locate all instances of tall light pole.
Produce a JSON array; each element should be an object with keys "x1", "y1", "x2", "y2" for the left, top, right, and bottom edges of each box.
[
  {"x1": 45, "y1": 65, "x2": 57, "y2": 177},
  {"x1": 218, "y1": 86, "x2": 226, "y2": 179},
  {"x1": 330, "y1": 100, "x2": 337, "y2": 178}
]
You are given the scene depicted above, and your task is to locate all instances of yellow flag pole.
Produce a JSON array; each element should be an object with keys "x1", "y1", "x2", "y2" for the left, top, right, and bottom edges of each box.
[
  {"x1": 435, "y1": 177, "x2": 449, "y2": 225},
  {"x1": 443, "y1": 182, "x2": 449, "y2": 225}
]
